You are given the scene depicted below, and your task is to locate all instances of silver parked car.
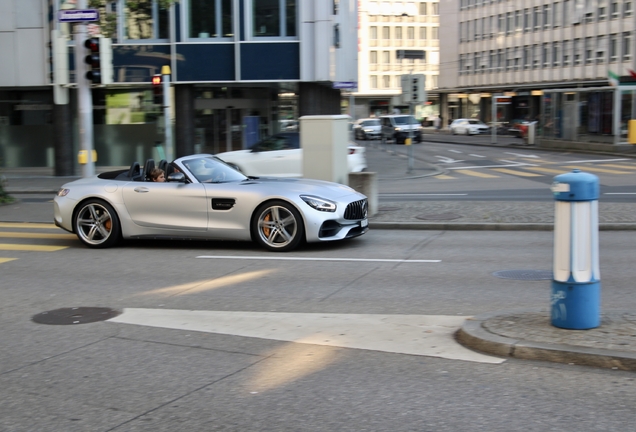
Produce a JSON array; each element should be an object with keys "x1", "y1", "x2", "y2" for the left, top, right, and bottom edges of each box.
[
  {"x1": 53, "y1": 155, "x2": 369, "y2": 252},
  {"x1": 353, "y1": 118, "x2": 382, "y2": 140}
]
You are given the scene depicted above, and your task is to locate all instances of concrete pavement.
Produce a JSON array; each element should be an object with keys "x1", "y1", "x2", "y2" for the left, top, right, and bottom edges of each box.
[{"x1": 1, "y1": 138, "x2": 636, "y2": 371}]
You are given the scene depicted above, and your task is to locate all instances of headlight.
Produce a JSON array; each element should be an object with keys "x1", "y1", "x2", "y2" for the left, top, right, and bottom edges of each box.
[
  {"x1": 57, "y1": 188, "x2": 70, "y2": 197},
  {"x1": 300, "y1": 195, "x2": 337, "y2": 212},
  {"x1": 395, "y1": 127, "x2": 402, "y2": 132}
]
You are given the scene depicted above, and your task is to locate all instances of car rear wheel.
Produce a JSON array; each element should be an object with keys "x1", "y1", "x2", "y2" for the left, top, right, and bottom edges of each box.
[
  {"x1": 252, "y1": 200, "x2": 304, "y2": 252},
  {"x1": 74, "y1": 199, "x2": 121, "y2": 248}
]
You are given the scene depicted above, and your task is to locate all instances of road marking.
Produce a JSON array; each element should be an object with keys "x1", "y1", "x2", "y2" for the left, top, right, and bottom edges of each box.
[
  {"x1": 599, "y1": 164, "x2": 636, "y2": 170},
  {"x1": 0, "y1": 258, "x2": 18, "y2": 264},
  {"x1": 434, "y1": 174, "x2": 456, "y2": 179},
  {"x1": 380, "y1": 193, "x2": 467, "y2": 196},
  {"x1": 0, "y1": 232, "x2": 76, "y2": 240},
  {"x1": 109, "y1": 309, "x2": 505, "y2": 364},
  {"x1": 564, "y1": 165, "x2": 631, "y2": 174},
  {"x1": 196, "y1": 255, "x2": 441, "y2": 263},
  {"x1": 469, "y1": 154, "x2": 486, "y2": 158},
  {"x1": 448, "y1": 149, "x2": 463, "y2": 153},
  {"x1": 447, "y1": 161, "x2": 534, "y2": 170},
  {"x1": 435, "y1": 156, "x2": 464, "y2": 163},
  {"x1": 524, "y1": 166, "x2": 569, "y2": 174},
  {"x1": 504, "y1": 152, "x2": 540, "y2": 158},
  {"x1": 491, "y1": 168, "x2": 543, "y2": 177},
  {"x1": 0, "y1": 222, "x2": 59, "y2": 229},
  {"x1": 455, "y1": 169, "x2": 499, "y2": 178},
  {"x1": 0, "y1": 244, "x2": 68, "y2": 252},
  {"x1": 605, "y1": 192, "x2": 636, "y2": 195},
  {"x1": 563, "y1": 158, "x2": 629, "y2": 164}
]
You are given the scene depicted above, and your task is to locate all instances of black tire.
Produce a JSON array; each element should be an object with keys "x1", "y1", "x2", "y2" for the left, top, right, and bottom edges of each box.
[
  {"x1": 252, "y1": 200, "x2": 304, "y2": 252},
  {"x1": 73, "y1": 199, "x2": 121, "y2": 248}
]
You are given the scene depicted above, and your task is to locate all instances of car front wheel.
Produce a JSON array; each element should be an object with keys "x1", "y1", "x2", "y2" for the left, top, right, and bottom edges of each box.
[
  {"x1": 252, "y1": 200, "x2": 304, "y2": 252},
  {"x1": 74, "y1": 199, "x2": 121, "y2": 248}
]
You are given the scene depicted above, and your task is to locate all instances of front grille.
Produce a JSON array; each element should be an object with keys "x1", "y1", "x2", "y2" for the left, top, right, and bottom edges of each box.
[{"x1": 344, "y1": 199, "x2": 368, "y2": 220}]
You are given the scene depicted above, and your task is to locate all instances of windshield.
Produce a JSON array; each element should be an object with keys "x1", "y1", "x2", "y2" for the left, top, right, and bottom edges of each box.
[
  {"x1": 182, "y1": 156, "x2": 248, "y2": 183},
  {"x1": 468, "y1": 120, "x2": 484, "y2": 125},
  {"x1": 361, "y1": 120, "x2": 380, "y2": 127},
  {"x1": 393, "y1": 116, "x2": 418, "y2": 125}
]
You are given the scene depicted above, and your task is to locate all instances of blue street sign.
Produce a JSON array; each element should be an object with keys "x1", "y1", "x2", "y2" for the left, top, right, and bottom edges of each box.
[
  {"x1": 58, "y1": 9, "x2": 100, "y2": 23},
  {"x1": 333, "y1": 81, "x2": 358, "y2": 89}
]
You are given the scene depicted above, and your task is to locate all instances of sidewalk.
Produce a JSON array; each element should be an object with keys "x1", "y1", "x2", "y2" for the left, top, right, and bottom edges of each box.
[{"x1": 2, "y1": 142, "x2": 636, "y2": 371}]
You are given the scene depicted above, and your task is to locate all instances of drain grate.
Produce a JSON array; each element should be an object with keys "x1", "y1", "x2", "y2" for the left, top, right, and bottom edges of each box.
[
  {"x1": 492, "y1": 269, "x2": 553, "y2": 281},
  {"x1": 416, "y1": 212, "x2": 462, "y2": 221},
  {"x1": 32, "y1": 307, "x2": 120, "y2": 325}
]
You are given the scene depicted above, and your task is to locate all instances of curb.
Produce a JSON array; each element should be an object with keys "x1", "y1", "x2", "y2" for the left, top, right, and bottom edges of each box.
[
  {"x1": 455, "y1": 310, "x2": 636, "y2": 371},
  {"x1": 369, "y1": 222, "x2": 636, "y2": 231}
]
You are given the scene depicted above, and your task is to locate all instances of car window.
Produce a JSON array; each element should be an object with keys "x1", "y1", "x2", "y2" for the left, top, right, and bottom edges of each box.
[
  {"x1": 183, "y1": 156, "x2": 248, "y2": 183},
  {"x1": 362, "y1": 120, "x2": 380, "y2": 127},
  {"x1": 253, "y1": 135, "x2": 293, "y2": 151},
  {"x1": 468, "y1": 120, "x2": 481, "y2": 125},
  {"x1": 393, "y1": 116, "x2": 418, "y2": 125}
]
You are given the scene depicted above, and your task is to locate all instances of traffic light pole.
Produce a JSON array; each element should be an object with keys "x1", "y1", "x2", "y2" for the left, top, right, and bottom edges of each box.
[
  {"x1": 75, "y1": 0, "x2": 95, "y2": 177},
  {"x1": 162, "y1": 65, "x2": 173, "y2": 162},
  {"x1": 408, "y1": 100, "x2": 414, "y2": 174}
]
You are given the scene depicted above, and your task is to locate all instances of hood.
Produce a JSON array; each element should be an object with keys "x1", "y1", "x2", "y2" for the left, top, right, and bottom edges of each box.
[{"x1": 240, "y1": 177, "x2": 364, "y2": 199}]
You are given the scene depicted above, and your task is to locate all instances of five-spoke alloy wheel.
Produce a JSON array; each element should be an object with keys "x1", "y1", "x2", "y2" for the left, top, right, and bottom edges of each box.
[
  {"x1": 74, "y1": 199, "x2": 121, "y2": 248},
  {"x1": 252, "y1": 200, "x2": 304, "y2": 252}
]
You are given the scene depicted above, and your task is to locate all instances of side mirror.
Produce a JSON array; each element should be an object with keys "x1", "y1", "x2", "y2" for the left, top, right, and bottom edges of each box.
[{"x1": 167, "y1": 172, "x2": 186, "y2": 182}]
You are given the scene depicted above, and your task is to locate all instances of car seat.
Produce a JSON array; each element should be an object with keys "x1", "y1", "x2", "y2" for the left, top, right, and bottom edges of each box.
[
  {"x1": 143, "y1": 159, "x2": 155, "y2": 181},
  {"x1": 128, "y1": 162, "x2": 143, "y2": 181}
]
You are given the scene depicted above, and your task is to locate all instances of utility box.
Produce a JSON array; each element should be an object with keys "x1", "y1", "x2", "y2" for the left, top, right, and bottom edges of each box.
[{"x1": 300, "y1": 115, "x2": 350, "y2": 185}]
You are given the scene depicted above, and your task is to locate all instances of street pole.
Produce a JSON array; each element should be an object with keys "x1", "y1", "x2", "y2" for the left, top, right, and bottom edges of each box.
[
  {"x1": 162, "y1": 65, "x2": 173, "y2": 161},
  {"x1": 75, "y1": 0, "x2": 95, "y2": 177},
  {"x1": 407, "y1": 99, "x2": 414, "y2": 173}
]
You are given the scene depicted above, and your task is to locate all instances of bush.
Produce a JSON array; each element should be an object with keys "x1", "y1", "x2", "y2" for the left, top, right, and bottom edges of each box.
[{"x1": 0, "y1": 174, "x2": 14, "y2": 205}]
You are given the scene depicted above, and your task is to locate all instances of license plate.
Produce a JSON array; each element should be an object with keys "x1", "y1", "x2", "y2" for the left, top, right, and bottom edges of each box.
[{"x1": 361, "y1": 218, "x2": 368, "y2": 228}]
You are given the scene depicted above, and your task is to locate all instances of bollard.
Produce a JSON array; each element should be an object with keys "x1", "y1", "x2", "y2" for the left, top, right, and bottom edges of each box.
[{"x1": 550, "y1": 169, "x2": 600, "y2": 329}]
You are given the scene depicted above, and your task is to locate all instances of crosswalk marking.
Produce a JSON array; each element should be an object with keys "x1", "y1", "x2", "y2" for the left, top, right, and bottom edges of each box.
[
  {"x1": 524, "y1": 166, "x2": 569, "y2": 174},
  {"x1": 455, "y1": 169, "x2": 499, "y2": 178},
  {"x1": 0, "y1": 258, "x2": 18, "y2": 264},
  {"x1": 0, "y1": 222, "x2": 58, "y2": 229},
  {"x1": 598, "y1": 164, "x2": 636, "y2": 170},
  {"x1": 0, "y1": 244, "x2": 68, "y2": 252},
  {"x1": 491, "y1": 168, "x2": 543, "y2": 177},
  {"x1": 564, "y1": 165, "x2": 632, "y2": 174},
  {"x1": 0, "y1": 232, "x2": 76, "y2": 240}
]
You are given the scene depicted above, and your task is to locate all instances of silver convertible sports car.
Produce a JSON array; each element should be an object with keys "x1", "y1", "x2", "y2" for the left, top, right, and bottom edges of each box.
[{"x1": 54, "y1": 155, "x2": 369, "y2": 252}]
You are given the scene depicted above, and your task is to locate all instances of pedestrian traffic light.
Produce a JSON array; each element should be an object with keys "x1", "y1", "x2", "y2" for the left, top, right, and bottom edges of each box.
[
  {"x1": 84, "y1": 37, "x2": 101, "y2": 84},
  {"x1": 152, "y1": 74, "x2": 163, "y2": 105}
]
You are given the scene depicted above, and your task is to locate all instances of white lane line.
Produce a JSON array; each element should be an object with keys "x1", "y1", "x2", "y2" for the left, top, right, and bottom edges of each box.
[
  {"x1": 504, "y1": 152, "x2": 540, "y2": 158},
  {"x1": 435, "y1": 156, "x2": 464, "y2": 163},
  {"x1": 469, "y1": 154, "x2": 486, "y2": 158},
  {"x1": 109, "y1": 309, "x2": 505, "y2": 364},
  {"x1": 448, "y1": 149, "x2": 463, "y2": 153},
  {"x1": 562, "y1": 158, "x2": 629, "y2": 164},
  {"x1": 196, "y1": 255, "x2": 441, "y2": 263},
  {"x1": 379, "y1": 193, "x2": 467, "y2": 196}
]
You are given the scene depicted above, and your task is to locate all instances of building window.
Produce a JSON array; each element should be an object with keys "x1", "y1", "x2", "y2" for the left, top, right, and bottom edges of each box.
[
  {"x1": 506, "y1": 12, "x2": 512, "y2": 34},
  {"x1": 498, "y1": 13, "x2": 504, "y2": 33},
  {"x1": 533, "y1": 44, "x2": 540, "y2": 68},
  {"x1": 189, "y1": 0, "x2": 232, "y2": 39},
  {"x1": 622, "y1": 32, "x2": 632, "y2": 61},
  {"x1": 543, "y1": 4, "x2": 551, "y2": 28},
  {"x1": 596, "y1": 35, "x2": 606, "y2": 63},
  {"x1": 418, "y1": 27, "x2": 425, "y2": 40},
  {"x1": 610, "y1": 33, "x2": 618, "y2": 62},
  {"x1": 574, "y1": 38, "x2": 581, "y2": 65},
  {"x1": 553, "y1": 2, "x2": 561, "y2": 27},
  {"x1": 563, "y1": 40, "x2": 571, "y2": 65},
  {"x1": 382, "y1": 51, "x2": 390, "y2": 64},
  {"x1": 552, "y1": 41, "x2": 561, "y2": 66},
  {"x1": 382, "y1": 26, "x2": 390, "y2": 40},
  {"x1": 610, "y1": 1, "x2": 619, "y2": 18},
  {"x1": 407, "y1": 27, "x2": 415, "y2": 39},
  {"x1": 431, "y1": 27, "x2": 438, "y2": 40},
  {"x1": 542, "y1": 43, "x2": 550, "y2": 67},
  {"x1": 533, "y1": 6, "x2": 540, "y2": 31},
  {"x1": 598, "y1": 5, "x2": 606, "y2": 21},
  {"x1": 497, "y1": 49, "x2": 503, "y2": 70},
  {"x1": 396, "y1": 27, "x2": 403, "y2": 40},
  {"x1": 370, "y1": 51, "x2": 378, "y2": 64},
  {"x1": 419, "y1": 2, "x2": 427, "y2": 15},
  {"x1": 563, "y1": 0, "x2": 570, "y2": 26},
  {"x1": 370, "y1": 26, "x2": 378, "y2": 40},
  {"x1": 431, "y1": 3, "x2": 438, "y2": 15},
  {"x1": 124, "y1": 0, "x2": 170, "y2": 40},
  {"x1": 625, "y1": 1, "x2": 633, "y2": 16},
  {"x1": 523, "y1": 8, "x2": 531, "y2": 31},
  {"x1": 252, "y1": 0, "x2": 296, "y2": 37},
  {"x1": 515, "y1": 10, "x2": 522, "y2": 31},
  {"x1": 584, "y1": 37, "x2": 593, "y2": 64},
  {"x1": 370, "y1": 75, "x2": 378, "y2": 89},
  {"x1": 382, "y1": 75, "x2": 390, "y2": 88}
]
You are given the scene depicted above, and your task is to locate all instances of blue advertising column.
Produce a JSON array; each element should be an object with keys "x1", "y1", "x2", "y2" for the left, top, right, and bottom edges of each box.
[{"x1": 551, "y1": 169, "x2": 600, "y2": 329}]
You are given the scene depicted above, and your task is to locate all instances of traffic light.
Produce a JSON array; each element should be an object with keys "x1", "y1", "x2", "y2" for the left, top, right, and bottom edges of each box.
[
  {"x1": 84, "y1": 37, "x2": 101, "y2": 83},
  {"x1": 411, "y1": 74, "x2": 426, "y2": 104},
  {"x1": 152, "y1": 74, "x2": 163, "y2": 105}
]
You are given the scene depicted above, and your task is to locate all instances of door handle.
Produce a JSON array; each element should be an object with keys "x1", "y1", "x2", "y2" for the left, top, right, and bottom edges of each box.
[{"x1": 134, "y1": 187, "x2": 150, "y2": 193}]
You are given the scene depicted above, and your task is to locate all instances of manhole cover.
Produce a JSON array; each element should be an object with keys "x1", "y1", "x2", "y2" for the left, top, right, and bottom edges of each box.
[
  {"x1": 416, "y1": 212, "x2": 462, "y2": 221},
  {"x1": 492, "y1": 270, "x2": 553, "y2": 281},
  {"x1": 379, "y1": 206, "x2": 401, "y2": 212},
  {"x1": 32, "y1": 307, "x2": 120, "y2": 325}
]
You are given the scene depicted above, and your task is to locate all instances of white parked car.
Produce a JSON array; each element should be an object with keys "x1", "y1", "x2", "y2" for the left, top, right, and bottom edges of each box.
[
  {"x1": 450, "y1": 119, "x2": 490, "y2": 135},
  {"x1": 216, "y1": 132, "x2": 367, "y2": 178}
]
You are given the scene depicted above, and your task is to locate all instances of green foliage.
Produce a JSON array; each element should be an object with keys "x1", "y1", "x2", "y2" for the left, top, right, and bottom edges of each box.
[{"x1": 0, "y1": 175, "x2": 13, "y2": 205}]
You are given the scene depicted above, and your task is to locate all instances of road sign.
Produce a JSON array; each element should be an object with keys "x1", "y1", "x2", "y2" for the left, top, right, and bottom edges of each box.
[
  {"x1": 58, "y1": 9, "x2": 100, "y2": 23},
  {"x1": 333, "y1": 81, "x2": 358, "y2": 89}
]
